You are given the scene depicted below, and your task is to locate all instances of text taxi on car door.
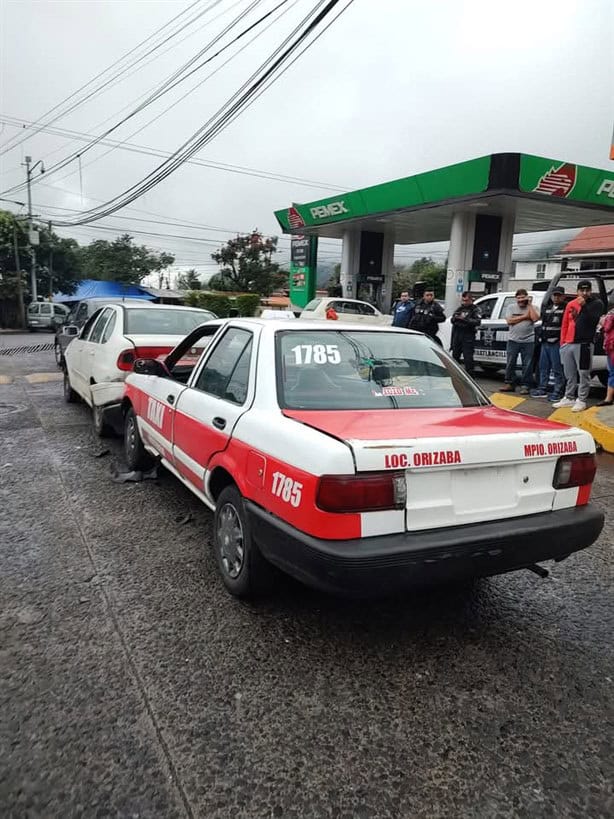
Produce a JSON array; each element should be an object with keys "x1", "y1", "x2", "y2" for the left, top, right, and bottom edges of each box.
[{"x1": 119, "y1": 319, "x2": 604, "y2": 598}]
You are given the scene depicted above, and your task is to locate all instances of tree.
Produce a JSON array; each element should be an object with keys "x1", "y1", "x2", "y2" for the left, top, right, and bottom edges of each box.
[
  {"x1": 210, "y1": 231, "x2": 284, "y2": 296},
  {"x1": 0, "y1": 210, "x2": 82, "y2": 301},
  {"x1": 79, "y1": 233, "x2": 174, "y2": 285},
  {"x1": 176, "y1": 268, "x2": 202, "y2": 290},
  {"x1": 392, "y1": 257, "x2": 446, "y2": 299}
]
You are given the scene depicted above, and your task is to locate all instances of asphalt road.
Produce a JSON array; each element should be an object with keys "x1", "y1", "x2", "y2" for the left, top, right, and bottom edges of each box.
[{"x1": 1, "y1": 345, "x2": 613, "y2": 818}]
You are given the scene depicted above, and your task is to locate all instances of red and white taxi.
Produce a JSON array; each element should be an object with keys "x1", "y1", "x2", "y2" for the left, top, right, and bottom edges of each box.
[{"x1": 120, "y1": 319, "x2": 604, "y2": 597}]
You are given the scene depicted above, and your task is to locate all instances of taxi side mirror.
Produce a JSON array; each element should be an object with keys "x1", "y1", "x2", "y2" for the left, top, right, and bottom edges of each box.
[
  {"x1": 63, "y1": 325, "x2": 79, "y2": 337},
  {"x1": 133, "y1": 358, "x2": 168, "y2": 377}
]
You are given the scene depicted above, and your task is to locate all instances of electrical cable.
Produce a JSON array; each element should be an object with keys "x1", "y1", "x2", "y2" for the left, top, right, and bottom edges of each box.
[{"x1": 51, "y1": 0, "x2": 351, "y2": 226}]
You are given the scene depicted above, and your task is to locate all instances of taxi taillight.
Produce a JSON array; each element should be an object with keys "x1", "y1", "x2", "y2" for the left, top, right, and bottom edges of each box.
[
  {"x1": 553, "y1": 453, "x2": 596, "y2": 489},
  {"x1": 316, "y1": 472, "x2": 406, "y2": 513}
]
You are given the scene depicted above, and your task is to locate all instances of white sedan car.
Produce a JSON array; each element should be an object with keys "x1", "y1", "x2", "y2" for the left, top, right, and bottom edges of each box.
[
  {"x1": 300, "y1": 297, "x2": 391, "y2": 325},
  {"x1": 63, "y1": 302, "x2": 216, "y2": 435}
]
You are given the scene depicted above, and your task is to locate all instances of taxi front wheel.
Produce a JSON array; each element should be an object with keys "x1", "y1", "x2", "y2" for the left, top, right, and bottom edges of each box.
[
  {"x1": 213, "y1": 485, "x2": 275, "y2": 598},
  {"x1": 124, "y1": 407, "x2": 154, "y2": 471}
]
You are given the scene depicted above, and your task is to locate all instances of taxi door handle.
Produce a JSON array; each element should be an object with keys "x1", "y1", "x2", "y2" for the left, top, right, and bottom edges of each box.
[
  {"x1": 166, "y1": 394, "x2": 175, "y2": 405},
  {"x1": 212, "y1": 416, "x2": 226, "y2": 430}
]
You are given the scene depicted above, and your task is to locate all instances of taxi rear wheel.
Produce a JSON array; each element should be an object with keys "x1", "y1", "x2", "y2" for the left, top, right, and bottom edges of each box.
[
  {"x1": 124, "y1": 407, "x2": 154, "y2": 471},
  {"x1": 213, "y1": 485, "x2": 274, "y2": 598}
]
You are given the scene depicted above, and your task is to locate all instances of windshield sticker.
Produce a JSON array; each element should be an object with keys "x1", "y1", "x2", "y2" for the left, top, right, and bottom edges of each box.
[
  {"x1": 524, "y1": 441, "x2": 578, "y2": 457},
  {"x1": 291, "y1": 343, "x2": 341, "y2": 365},
  {"x1": 372, "y1": 386, "x2": 422, "y2": 397}
]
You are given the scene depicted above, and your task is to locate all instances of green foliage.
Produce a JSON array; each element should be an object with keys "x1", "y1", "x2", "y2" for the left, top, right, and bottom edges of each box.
[
  {"x1": 79, "y1": 233, "x2": 174, "y2": 285},
  {"x1": 210, "y1": 232, "x2": 284, "y2": 296},
  {"x1": 185, "y1": 291, "x2": 232, "y2": 316},
  {"x1": 235, "y1": 294, "x2": 260, "y2": 317},
  {"x1": 392, "y1": 257, "x2": 446, "y2": 299},
  {"x1": 176, "y1": 268, "x2": 202, "y2": 290},
  {"x1": 0, "y1": 209, "x2": 81, "y2": 297}
]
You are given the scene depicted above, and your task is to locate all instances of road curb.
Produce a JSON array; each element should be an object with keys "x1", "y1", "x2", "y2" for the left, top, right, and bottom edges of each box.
[
  {"x1": 548, "y1": 406, "x2": 614, "y2": 454},
  {"x1": 489, "y1": 392, "x2": 614, "y2": 454}
]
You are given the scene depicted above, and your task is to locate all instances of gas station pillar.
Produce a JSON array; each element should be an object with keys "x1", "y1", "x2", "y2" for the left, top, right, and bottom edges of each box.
[
  {"x1": 381, "y1": 233, "x2": 395, "y2": 313},
  {"x1": 340, "y1": 229, "x2": 361, "y2": 299},
  {"x1": 445, "y1": 212, "x2": 475, "y2": 316},
  {"x1": 497, "y1": 213, "x2": 515, "y2": 291}
]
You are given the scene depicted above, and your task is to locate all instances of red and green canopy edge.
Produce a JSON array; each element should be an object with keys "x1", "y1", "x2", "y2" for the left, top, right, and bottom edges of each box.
[{"x1": 274, "y1": 153, "x2": 614, "y2": 233}]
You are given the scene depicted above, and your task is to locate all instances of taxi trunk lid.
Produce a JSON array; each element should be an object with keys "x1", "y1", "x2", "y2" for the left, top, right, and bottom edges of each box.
[{"x1": 283, "y1": 407, "x2": 591, "y2": 531}]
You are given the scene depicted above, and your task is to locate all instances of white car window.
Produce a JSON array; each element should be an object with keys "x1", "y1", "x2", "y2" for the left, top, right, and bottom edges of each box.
[
  {"x1": 76, "y1": 303, "x2": 89, "y2": 324},
  {"x1": 100, "y1": 311, "x2": 117, "y2": 343},
  {"x1": 81, "y1": 309, "x2": 104, "y2": 341},
  {"x1": 39, "y1": 303, "x2": 52, "y2": 315},
  {"x1": 89, "y1": 308, "x2": 113, "y2": 344},
  {"x1": 358, "y1": 303, "x2": 377, "y2": 315},
  {"x1": 303, "y1": 299, "x2": 321, "y2": 312},
  {"x1": 27, "y1": 304, "x2": 39, "y2": 315}
]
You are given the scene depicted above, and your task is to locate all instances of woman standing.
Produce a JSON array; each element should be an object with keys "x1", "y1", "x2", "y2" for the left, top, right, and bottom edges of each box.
[{"x1": 598, "y1": 307, "x2": 614, "y2": 407}]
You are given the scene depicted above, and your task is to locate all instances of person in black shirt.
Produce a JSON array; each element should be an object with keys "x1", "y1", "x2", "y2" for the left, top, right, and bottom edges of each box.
[
  {"x1": 409, "y1": 290, "x2": 446, "y2": 345},
  {"x1": 530, "y1": 286, "x2": 566, "y2": 400},
  {"x1": 450, "y1": 291, "x2": 481, "y2": 376}
]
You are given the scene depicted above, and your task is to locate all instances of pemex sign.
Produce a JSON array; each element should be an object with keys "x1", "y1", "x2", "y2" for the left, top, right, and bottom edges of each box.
[{"x1": 519, "y1": 155, "x2": 614, "y2": 207}]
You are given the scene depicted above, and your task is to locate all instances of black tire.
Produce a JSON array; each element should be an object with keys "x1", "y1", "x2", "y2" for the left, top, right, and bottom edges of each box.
[
  {"x1": 124, "y1": 407, "x2": 154, "y2": 471},
  {"x1": 63, "y1": 371, "x2": 78, "y2": 403},
  {"x1": 54, "y1": 340, "x2": 65, "y2": 370},
  {"x1": 92, "y1": 403, "x2": 113, "y2": 438},
  {"x1": 597, "y1": 371, "x2": 608, "y2": 388},
  {"x1": 213, "y1": 485, "x2": 275, "y2": 598}
]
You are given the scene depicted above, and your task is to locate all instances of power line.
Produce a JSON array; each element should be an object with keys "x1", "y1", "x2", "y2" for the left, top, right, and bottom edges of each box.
[
  {"x1": 0, "y1": 116, "x2": 343, "y2": 193},
  {"x1": 0, "y1": 0, "x2": 229, "y2": 157},
  {"x1": 49, "y1": 0, "x2": 354, "y2": 227}
]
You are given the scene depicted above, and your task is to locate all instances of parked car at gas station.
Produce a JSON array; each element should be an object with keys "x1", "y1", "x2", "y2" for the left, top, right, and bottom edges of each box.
[{"x1": 300, "y1": 297, "x2": 390, "y2": 325}]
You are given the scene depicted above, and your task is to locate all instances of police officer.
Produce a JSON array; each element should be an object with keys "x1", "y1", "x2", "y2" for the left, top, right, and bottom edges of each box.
[
  {"x1": 409, "y1": 290, "x2": 446, "y2": 345},
  {"x1": 530, "y1": 286, "x2": 566, "y2": 401},
  {"x1": 450, "y1": 291, "x2": 481, "y2": 376},
  {"x1": 391, "y1": 291, "x2": 415, "y2": 328}
]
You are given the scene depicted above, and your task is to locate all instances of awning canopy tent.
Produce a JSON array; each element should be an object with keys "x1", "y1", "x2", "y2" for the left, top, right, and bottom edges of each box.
[
  {"x1": 53, "y1": 279, "x2": 155, "y2": 303},
  {"x1": 274, "y1": 153, "x2": 614, "y2": 242}
]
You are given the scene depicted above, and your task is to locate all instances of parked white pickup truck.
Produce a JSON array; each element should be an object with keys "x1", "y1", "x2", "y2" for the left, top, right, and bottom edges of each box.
[{"x1": 439, "y1": 272, "x2": 610, "y2": 386}]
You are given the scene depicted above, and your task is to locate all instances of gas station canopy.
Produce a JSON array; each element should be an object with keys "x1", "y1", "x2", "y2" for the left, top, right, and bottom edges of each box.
[{"x1": 274, "y1": 153, "x2": 614, "y2": 242}]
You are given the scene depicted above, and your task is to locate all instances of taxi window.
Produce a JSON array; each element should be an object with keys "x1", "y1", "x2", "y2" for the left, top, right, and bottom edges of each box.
[
  {"x1": 194, "y1": 328, "x2": 253, "y2": 404},
  {"x1": 81, "y1": 309, "x2": 104, "y2": 340},
  {"x1": 276, "y1": 330, "x2": 487, "y2": 410},
  {"x1": 303, "y1": 299, "x2": 321, "y2": 312}
]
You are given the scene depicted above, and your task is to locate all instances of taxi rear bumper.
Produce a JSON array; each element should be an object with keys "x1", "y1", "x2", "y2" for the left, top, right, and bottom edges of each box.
[{"x1": 246, "y1": 502, "x2": 604, "y2": 596}]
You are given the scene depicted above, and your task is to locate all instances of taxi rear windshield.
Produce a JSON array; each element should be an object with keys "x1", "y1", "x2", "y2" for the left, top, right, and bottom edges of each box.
[{"x1": 276, "y1": 330, "x2": 488, "y2": 410}]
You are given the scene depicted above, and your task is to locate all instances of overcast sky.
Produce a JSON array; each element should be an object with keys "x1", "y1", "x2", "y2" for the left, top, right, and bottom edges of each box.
[{"x1": 1, "y1": 0, "x2": 613, "y2": 282}]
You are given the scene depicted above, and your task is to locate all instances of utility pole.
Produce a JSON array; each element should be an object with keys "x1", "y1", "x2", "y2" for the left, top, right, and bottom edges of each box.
[
  {"x1": 23, "y1": 155, "x2": 45, "y2": 301},
  {"x1": 47, "y1": 221, "x2": 54, "y2": 298},
  {"x1": 12, "y1": 222, "x2": 25, "y2": 329}
]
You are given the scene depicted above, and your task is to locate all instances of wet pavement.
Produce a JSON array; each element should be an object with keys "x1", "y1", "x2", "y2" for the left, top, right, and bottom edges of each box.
[{"x1": 1, "y1": 346, "x2": 613, "y2": 818}]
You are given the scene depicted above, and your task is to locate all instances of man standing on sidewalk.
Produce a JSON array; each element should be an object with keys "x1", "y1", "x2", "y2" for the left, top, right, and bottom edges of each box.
[
  {"x1": 530, "y1": 286, "x2": 566, "y2": 401},
  {"x1": 500, "y1": 289, "x2": 540, "y2": 394},
  {"x1": 451, "y1": 292, "x2": 481, "y2": 376},
  {"x1": 553, "y1": 280, "x2": 604, "y2": 412}
]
